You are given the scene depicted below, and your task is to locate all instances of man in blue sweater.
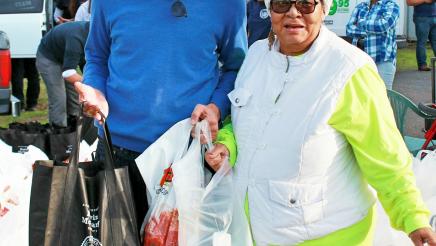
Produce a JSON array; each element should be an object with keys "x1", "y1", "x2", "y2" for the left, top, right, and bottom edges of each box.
[{"x1": 74, "y1": 0, "x2": 247, "y2": 229}]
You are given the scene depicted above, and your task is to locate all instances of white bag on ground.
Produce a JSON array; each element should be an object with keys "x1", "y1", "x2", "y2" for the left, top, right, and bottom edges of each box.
[{"x1": 0, "y1": 140, "x2": 49, "y2": 246}]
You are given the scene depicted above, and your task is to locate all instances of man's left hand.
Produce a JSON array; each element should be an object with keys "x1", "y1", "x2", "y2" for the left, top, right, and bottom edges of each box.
[
  {"x1": 410, "y1": 227, "x2": 436, "y2": 246},
  {"x1": 191, "y1": 103, "x2": 221, "y2": 142}
]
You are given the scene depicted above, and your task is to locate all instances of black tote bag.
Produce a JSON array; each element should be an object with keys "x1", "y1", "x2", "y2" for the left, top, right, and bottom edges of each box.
[
  {"x1": 29, "y1": 113, "x2": 140, "y2": 246},
  {"x1": 48, "y1": 125, "x2": 76, "y2": 161},
  {"x1": 0, "y1": 122, "x2": 48, "y2": 153}
]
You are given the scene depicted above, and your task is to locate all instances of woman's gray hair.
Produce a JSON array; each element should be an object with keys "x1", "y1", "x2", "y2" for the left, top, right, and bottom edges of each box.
[{"x1": 264, "y1": 0, "x2": 332, "y2": 16}]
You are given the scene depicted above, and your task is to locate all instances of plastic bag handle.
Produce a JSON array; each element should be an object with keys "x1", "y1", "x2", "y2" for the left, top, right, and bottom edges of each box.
[{"x1": 195, "y1": 120, "x2": 214, "y2": 151}]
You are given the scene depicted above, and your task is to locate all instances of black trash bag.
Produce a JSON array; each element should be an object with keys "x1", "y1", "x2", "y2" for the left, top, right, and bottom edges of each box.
[{"x1": 29, "y1": 113, "x2": 140, "y2": 246}]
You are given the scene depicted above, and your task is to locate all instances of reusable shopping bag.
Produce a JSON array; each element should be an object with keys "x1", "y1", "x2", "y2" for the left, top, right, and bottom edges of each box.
[
  {"x1": 29, "y1": 113, "x2": 140, "y2": 246},
  {"x1": 0, "y1": 117, "x2": 97, "y2": 161},
  {"x1": 0, "y1": 122, "x2": 48, "y2": 154}
]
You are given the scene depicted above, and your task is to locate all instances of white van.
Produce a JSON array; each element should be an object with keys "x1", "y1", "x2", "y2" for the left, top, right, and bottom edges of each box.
[
  {"x1": 0, "y1": 0, "x2": 53, "y2": 114},
  {"x1": 0, "y1": 0, "x2": 53, "y2": 58}
]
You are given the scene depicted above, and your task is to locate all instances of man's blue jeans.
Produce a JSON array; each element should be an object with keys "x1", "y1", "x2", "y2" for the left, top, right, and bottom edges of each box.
[{"x1": 414, "y1": 16, "x2": 436, "y2": 67}]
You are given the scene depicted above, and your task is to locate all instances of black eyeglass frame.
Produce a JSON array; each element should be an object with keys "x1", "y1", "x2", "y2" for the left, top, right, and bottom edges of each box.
[{"x1": 270, "y1": 0, "x2": 319, "y2": 15}]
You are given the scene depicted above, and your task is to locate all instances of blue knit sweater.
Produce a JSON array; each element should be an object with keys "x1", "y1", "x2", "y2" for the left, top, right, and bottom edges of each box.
[{"x1": 83, "y1": 0, "x2": 247, "y2": 152}]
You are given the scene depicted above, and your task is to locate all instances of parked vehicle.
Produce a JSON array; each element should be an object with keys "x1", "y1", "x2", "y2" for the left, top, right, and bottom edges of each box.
[
  {"x1": 0, "y1": 31, "x2": 11, "y2": 114},
  {"x1": 0, "y1": 0, "x2": 53, "y2": 58},
  {"x1": 0, "y1": 0, "x2": 53, "y2": 115}
]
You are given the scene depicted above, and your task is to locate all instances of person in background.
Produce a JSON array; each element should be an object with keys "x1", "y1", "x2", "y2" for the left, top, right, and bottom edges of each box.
[
  {"x1": 407, "y1": 0, "x2": 436, "y2": 71},
  {"x1": 36, "y1": 21, "x2": 89, "y2": 128},
  {"x1": 74, "y1": 0, "x2": 247, "y2": 231},
  {"x1": 11, "y1": 58, "x2": 40, "y2": 111},
  {"x1": 346, "y1": 0, "x2": 399, "y2": 90},
  {"x1": 205, "y1": 0, "x2": 436, "y2": 245},
  {"x1": 74, "y1": 0, "x2": 91, "y2": 22},
  {"x1": 53, "y1": 0, "x2": 86, "y2": 24},
  {"x1": 247, "y1": 0, "x2": 271, "y2": 47}
]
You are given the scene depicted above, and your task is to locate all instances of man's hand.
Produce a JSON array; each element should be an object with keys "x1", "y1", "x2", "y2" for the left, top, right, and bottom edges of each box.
[
  {"x1": 191, "y1": 103, "x2": 221, "y2": 143},
  {"x1": 410, "y1": 227, "x2": 436, "y2": 246},
  {"x1": 74, "y1": 82, "x2": 108, "y2": 124},
  {"x1": 205, "y1": 143, "x2": 229, "y2": 171}
]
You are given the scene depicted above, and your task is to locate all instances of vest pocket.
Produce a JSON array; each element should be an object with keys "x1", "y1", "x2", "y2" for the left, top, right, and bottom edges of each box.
[
  {"x1": 268, "y1": 181, "x2": 325, "y2": 227},
  {"x1": 228, "y1": 87, "x2": 252, "y2": 107}
]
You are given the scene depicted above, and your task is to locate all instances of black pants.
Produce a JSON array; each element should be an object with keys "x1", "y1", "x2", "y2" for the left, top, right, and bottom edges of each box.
[
  {"x1": 11, "y1": 58, "x2": 40, "y2": 108},
  {"x1": 96, "y1": 140, "x2": 148, "y2": 232}
]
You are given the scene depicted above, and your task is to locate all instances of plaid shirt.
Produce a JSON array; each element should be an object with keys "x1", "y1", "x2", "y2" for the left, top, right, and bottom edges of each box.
[{"x1": 346, "y1": 0, "x2": 400, "y2": 64}]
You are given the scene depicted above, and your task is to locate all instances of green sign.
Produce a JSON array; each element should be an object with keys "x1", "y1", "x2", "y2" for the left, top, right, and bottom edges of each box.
[
  {"x1": 329, "y1": 0, "x2": 337, "y2": 15},
  {"x1": 329, "y1": 0, "x2": 350, "y2": 15}
]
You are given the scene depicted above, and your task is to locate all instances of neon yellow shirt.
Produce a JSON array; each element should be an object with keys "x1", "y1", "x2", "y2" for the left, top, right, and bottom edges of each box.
[{"x1": 216, "y1": 64, "x2": 430, "y2": 245}]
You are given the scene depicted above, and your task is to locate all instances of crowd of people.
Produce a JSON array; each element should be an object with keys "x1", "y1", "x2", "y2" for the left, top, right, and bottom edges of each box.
[{"x1": 6, "y1": 0, "x2": 436, "y2": 245}]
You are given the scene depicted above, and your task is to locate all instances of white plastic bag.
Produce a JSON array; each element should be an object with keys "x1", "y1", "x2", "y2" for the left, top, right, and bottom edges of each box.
[
  {"x1": 413, "y1": 150, "x2": 436, "y2": 199},
  {"x1": 0, "y1": 140, "x2": 49, "y2": 245},
  {"x1": 136, "y1": 119, "x2": 192, "y2": 206},
  {"x1": 172, "y1": 120, "x2": 252, "y2": 246},
  {"x1": 373, "y1": 150, "x2": 436, "y2": 245},
  {"x1": 413, "y1": 150, "x2": 436, "y2": 232},
  {"x1": 136, "y1": 119, "x2": 252, "y2": 246},
  {"x1": 142, "y1": 165, "x2": 178, "y2": 246}
]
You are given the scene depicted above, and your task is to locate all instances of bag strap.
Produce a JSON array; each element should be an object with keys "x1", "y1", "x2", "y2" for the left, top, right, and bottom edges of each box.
[{"x1": 59, "y1": 106, "x2": 122, "y2": 245}]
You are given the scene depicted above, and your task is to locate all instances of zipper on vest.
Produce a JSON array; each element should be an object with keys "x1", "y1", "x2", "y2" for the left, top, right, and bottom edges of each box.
[{"x1": 275, "y1": 56, "x2": 290, "y2": 104}]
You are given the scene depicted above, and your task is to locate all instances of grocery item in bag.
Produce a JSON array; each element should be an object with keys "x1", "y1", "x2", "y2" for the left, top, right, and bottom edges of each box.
[{"x1": 143, "y1": 165, "x2": 179, "y2": 246}]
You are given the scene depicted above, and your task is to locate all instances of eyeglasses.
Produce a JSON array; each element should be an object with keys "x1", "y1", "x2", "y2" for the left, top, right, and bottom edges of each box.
[
  {"x1": 270, "y1": 0, "x2": 319, "y2": 14},
  {"x1": 171, "y1": 0, "x2": 188, "y2": 17}
]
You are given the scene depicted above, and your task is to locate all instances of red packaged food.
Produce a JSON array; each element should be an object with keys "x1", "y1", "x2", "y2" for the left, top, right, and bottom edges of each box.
[{"x1": 143, "y1": 166, "x2": 178, "y2": 246}]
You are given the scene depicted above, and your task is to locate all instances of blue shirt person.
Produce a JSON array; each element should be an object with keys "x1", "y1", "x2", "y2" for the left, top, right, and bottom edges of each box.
[
  {"x1": 346, "y1": 0, "x2": 399, "y2": 89},
  {"x1": 247, "y1": 0, "x2": 271, "y2": 47},
  {"x1": 74, "y1": 0, "x2": 247, "y2": 230}
]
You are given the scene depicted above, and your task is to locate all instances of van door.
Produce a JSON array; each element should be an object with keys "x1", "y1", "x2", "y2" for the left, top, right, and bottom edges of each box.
[{"x1": 0, "y1": 0, "x2": 53, "y2": 58}]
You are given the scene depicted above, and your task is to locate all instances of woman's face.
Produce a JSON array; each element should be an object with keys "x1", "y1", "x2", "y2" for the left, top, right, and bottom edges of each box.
[{"x1": 270, "y1": 0, "x2": 324, "y2": 55}]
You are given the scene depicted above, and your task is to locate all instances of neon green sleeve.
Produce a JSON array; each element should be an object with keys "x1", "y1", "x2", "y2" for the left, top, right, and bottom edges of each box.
[
  {"x1": 328, "y1": 64, "x2": 430, "y2": 234},
  {"x1": 215, "y1": 117, "x2": 237, "y2": 166}
]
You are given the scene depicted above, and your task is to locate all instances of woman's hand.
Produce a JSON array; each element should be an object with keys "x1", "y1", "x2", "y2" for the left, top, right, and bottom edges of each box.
[
  {"x1": 205, "y1": 143, "x2": 229, "y2": 171},
  {"x1": 410, "y1": 227, "x2": 436, "y2": 246},
  {"x1": 74, "y1": 82, "x2": 109, "y2": 124}
]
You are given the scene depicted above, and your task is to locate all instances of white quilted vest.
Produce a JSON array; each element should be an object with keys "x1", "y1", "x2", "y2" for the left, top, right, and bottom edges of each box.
[{"x1": 229, "y1": 26, "x2": 377, "y2": 245}]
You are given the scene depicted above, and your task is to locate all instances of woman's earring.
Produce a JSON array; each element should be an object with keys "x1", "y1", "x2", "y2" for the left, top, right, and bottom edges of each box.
[{"x1": 268, "y1": 28, "x2": 275, "y2": 51}]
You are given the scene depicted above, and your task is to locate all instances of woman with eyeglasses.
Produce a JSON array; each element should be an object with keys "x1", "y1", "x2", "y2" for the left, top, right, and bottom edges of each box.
[{"x1": 205, "y1": 0, "x2": 436, "y2": 245}]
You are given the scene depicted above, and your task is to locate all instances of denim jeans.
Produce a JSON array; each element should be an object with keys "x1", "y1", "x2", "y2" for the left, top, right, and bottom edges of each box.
[
  {"x1": 376, "y1": 61, "x2": 396, "y2": 90},
  {"x1": 96, "y1": 140, "x2": 148, "y2": 232},
  {"x1": 414, "y1": 16, "x2": 436, "y2": 67}
]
